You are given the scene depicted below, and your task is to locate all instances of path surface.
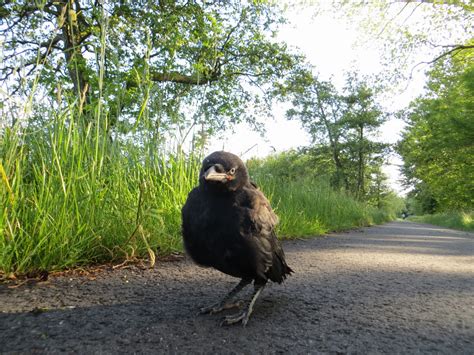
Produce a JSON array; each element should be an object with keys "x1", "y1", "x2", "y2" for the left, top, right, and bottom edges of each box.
[{"x1": 1, "y1": 221, "x2": 473, "y2": 353}]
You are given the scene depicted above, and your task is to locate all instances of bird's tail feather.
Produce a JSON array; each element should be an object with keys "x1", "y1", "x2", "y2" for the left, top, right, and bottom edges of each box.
[{"x1": 268, "y1": 252, "x2": 293, "y2": 284}]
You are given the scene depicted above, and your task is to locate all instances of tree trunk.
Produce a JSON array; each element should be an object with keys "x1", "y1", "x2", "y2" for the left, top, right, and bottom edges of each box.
[
  {"x1": 313, "y1": 85, "x2": 349, "y2": 191},
  {"x1": 332, "y1": 147, "x2": 349, "y2": 191},
  {"x1": 357, "y1": 123, "x2": 365, "y2": 199}
]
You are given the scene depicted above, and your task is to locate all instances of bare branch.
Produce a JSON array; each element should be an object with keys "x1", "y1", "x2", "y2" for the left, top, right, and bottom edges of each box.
[
  {"x1": 7, "y1": 34, "x2": 63, "y2": 49},
  {"x1": 428, "y1": 45, "x2": 474, "y2": 64},
  {"x1": 405, "y1": 45, "x2": 474, "y2": 90},
  {"x1": 220, "y1": 8, "x2": 246, "y2": 52},
  {"x1": 376, "y1": 2, "x2": 411, "y2": 39},
  {"x1": 401, "y1": 2, "x2": 424, "y2": 25},
  {"x1": 227, "y1": 71, "x2": 271, "y2": 78},
  {"x1": 412, "y1": 45, "x2": 474, "y2": 73}
]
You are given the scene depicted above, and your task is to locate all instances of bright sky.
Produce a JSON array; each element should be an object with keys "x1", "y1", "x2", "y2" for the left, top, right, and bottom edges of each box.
[{"x1": 207, "y1": 5, "x2": 428, "y2": 194}]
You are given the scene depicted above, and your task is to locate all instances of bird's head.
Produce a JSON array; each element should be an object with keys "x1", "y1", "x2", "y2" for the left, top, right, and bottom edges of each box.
[{"x1": 199, "y1": 151, "x2": 249, "y2": 192}]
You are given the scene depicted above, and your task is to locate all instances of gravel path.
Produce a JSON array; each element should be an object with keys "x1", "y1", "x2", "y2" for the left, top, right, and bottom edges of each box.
[{"x1": 1, "y1": 221, "x2": 473, "y2": 354}]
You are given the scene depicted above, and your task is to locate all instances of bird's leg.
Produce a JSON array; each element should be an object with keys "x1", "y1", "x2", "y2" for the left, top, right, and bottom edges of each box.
[
  {"x1": 199, "y1": 279, "x2": 251, "y2": 315},
  {"x1": 221, "y1": 283, "x2": 265, "y2": 327}
]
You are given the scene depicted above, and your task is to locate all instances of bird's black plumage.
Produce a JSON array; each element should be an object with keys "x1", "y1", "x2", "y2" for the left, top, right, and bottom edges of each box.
[{"x1": 181, "y1": 151, "x2": 293, "y2": 326}]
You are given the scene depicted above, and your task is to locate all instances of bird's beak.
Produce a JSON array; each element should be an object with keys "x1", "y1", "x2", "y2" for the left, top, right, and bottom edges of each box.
[{"x1": 204, "y1": 165, "x2": 228, "y2": 182}]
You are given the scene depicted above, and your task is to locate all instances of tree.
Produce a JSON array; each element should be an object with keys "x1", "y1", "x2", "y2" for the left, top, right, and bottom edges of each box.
[
  {"x1": 398, "y1": 46, "x2": 474, "y2": 211},
  {"x1": 0, "y1": 1, "x2": 302, "y2": 138},
  {"x1": 366, "y1": 166, "x2": 390, "y2": 209},
  {"x1": 278, "y1": 69, "x2": 349, "y2": 189},
  {"x1": 405, "y1": 183, "x2": 438, "y2": 215},
  {"x1": 278, "y1": 69, "x2": 388, "y2": 198},
  {"x1": 340, "y1": 75, "x2": 388, "y2": 199}
]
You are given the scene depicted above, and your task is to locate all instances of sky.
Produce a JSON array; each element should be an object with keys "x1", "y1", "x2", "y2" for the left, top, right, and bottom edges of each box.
[{"x1": 207, "y1": 4, "x2": 428, "y2": 194}]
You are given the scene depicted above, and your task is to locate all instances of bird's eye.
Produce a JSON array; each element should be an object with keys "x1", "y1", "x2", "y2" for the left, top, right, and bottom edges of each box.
[{"x1": 229, "y1": 167, "x2": 236, "y2": 175}]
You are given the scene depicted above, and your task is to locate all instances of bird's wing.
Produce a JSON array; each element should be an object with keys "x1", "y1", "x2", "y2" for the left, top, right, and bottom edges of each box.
[
  {"x1": 245, "y1": 187, "x2": 279, "y2": 236},
  {"x1": 239, "y1": 186, "x2": 281, "y2": 278}
]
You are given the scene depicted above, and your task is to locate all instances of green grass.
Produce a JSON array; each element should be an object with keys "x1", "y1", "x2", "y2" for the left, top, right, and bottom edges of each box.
[
  {"x1": 0, "y1": 111, "x2": 397, "y2": 276},
  {"x1": 0, "y1": 111, "x2": 200, "y2": 275},
  {"x1": 246, "y1": 152, "x2": 400, "y2": 237},
  {"x1": 251, "y1": 176, "x2": 394, "y2": 238},
  {"x1": 408, "y1": 211, "x2": 474, "y2": 232}
]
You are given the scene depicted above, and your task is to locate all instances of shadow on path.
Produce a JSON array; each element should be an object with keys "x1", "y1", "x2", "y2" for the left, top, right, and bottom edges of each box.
[{"x1": 1, "y1": 221, "x2": 473, "y2": 353}]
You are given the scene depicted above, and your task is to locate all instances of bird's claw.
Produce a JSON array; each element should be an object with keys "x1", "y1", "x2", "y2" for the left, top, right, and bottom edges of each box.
[
  {"x1": 198, "y1": 305, "x2": 215, "y2": 315},
  {"x1": 198, "y1": 300, "x2": 245, "y2": 315},
  {"x1": 220, "y1": 310, "x2": 250, "y2": 327}
]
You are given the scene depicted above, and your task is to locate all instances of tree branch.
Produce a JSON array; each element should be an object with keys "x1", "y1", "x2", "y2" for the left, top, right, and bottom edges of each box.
[
  {"x1": 8, "y1": 34, "x2": 63, "y2": 49},
  {"x1": 127, "y1": 70, "x2": 221, "y2": 88},
  {"x1": 151, "y1": 71, "x2": 219, "y2": 85},
  {"x1": 428, "y1": 45, "x2": 474, "y2": 64},
  {"x1": 220, "y1": 8, "x2": 246, "y2": 52},
  {"x1": 376, "y1": 1, "x2": 411, "y2": 39},
  {"x1": 405, "y1": 44, "x2": 474, "y2": 90}
]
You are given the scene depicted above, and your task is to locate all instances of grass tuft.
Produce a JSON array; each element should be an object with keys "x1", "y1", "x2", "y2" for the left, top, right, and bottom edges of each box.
[
  {"x1": 408, "y1": 211, "x2": 474, "y2": 232},
  {"x1": 0, "y1": 112, "x2": 200, "y2": 275}
]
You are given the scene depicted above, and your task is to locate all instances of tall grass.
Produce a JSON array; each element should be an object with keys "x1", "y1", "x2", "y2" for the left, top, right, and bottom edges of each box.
[
  {"x1": 0, "y1": 110, "x2": 200, "y2": 275},
  {"x1": 1, "y1": 110, "x2": 398, "y2": 276},
  {"x1": 251, "y1": 175, "x2": 394, "y2": 238},
  {"x1": 0, "y1": 111, "x2": 399, "y2": 275},
  {"x1": 408, "y1": 211, "x2": 474, "y2": 232},
  {"x1": 247, "y1": 152, "x2": 398, "y2": 237}
]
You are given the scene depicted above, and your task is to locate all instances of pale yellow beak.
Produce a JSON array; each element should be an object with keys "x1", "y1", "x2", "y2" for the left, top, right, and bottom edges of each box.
[{"x1": 204, "y1": 165, "x2": 228, "y2": 182}]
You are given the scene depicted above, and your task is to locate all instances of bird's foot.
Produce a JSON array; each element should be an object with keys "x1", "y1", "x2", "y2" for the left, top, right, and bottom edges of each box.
[
  {"x1": 220, "y1": 283, "x2": 264, "y2": 327},
  {"x1": 198, "y1": 300, "x2": 245, "y2": 315},
  {"x1": 220, "y1": 309, "x2": 251, "y2": 327}
]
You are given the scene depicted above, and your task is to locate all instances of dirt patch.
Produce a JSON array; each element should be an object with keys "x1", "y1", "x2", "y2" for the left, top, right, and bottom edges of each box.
[{"x1": 1, "y1": 221, "x2": 473, "y2": 353}]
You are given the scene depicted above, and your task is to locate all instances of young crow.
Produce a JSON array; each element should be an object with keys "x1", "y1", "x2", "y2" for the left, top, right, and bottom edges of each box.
[{"x1": 181, "y1": 151, "x2": 293, "y2": 326}]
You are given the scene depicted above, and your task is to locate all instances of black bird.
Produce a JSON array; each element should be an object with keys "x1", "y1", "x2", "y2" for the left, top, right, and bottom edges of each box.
[{"x1": 181, "y1": 151, "x2": 293, "y2": 326}]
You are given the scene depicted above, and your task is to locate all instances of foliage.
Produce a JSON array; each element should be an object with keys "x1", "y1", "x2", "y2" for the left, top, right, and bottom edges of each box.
[
  {"x1": 0, "y1": 0, "x2": 303, "y2": 138},
  {"x1": 408, "y1": 211, "x2": 474, "y2": 232},
  {"x1": 0, "y1": 1, "x2": 406, "y2": 276},
  {"x1": 398, "y1": 45, "x2": 474, "y2": 212},
  {"x1": 246, "y1": 148, "x2": 332, "y2": 182},
  {"x1": 276, "y1": 70, "x2": 389, "y2": 199},
  {"x1": 404, "y1": 183, "x2": 438, "y2": 216}
]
